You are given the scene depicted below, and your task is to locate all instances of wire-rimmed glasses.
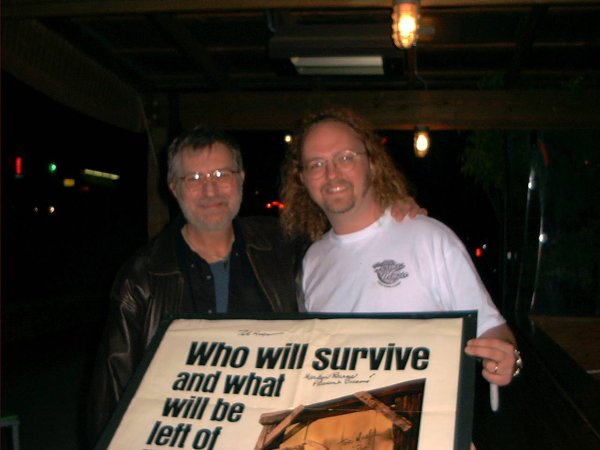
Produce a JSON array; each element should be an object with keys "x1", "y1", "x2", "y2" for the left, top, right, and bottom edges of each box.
[
  {"x1": 302, "y1": 150, "x2": 366, "y2": 180},
  {"x1": 178, "y1": 168, "x2": 240, "y2": 191}
]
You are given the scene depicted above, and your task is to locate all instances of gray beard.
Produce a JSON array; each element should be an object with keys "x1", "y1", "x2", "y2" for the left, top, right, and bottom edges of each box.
[{"x1": 181, "y1": 196, "x2": 242, "y2": 232}]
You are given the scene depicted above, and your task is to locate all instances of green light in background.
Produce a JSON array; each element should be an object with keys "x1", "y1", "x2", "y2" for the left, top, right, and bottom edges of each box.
[{"x1": 48, "y1": 162, "x2": 57, "y2": 174}]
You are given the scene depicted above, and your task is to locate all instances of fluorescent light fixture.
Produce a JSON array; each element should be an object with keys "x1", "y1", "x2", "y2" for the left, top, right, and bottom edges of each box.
[
  {"x1": 83, "y1": 168, "x2": 120, "y2": 181},
  {"x1": 291, "y1": 56, "x2": 384, "y2": 75}
]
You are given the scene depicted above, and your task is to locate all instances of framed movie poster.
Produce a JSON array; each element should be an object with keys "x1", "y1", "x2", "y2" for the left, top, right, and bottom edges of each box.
[{"x1": 95, "y1": 312, "x2": 477, "y2": 450}]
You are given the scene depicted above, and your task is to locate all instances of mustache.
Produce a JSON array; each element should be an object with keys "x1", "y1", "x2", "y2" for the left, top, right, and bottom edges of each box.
[
  {"x1": 196, "y1": 198, "x2": 228, "y2": 207},
  {"x1": 322, "y1": 180, "x2": 352, "y2": 191}
]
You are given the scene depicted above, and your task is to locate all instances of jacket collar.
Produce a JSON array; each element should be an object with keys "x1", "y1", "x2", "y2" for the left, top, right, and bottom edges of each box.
[
  {"x1": 235, "y1": 217, "x2": 273, "y2": 251},
  {"x1": 147, "y1": 214, "x2": 186, "y2": 274},
  {"x1": 147, "y1": 215, "x2": 274, "y2": 274}
]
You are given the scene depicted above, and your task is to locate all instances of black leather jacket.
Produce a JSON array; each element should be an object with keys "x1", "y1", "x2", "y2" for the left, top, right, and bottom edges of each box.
[{"x1": 86, "y1": 215, "x2": 300, "y2": 445}]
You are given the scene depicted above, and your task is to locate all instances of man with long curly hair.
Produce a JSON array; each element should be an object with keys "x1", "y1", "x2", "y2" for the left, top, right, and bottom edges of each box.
[{"x1": 280, "y1": 107, "x2": 521, "y2": 387}]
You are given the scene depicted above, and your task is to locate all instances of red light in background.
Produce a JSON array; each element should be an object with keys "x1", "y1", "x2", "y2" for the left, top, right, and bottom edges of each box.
[
  {"x1": 265, "y1": 200, "x2": 285, "y2": 210},
  {"x1": 475, "y1": 247, "x2": 483, "y2": 258},
  {"x1": 15, "y1": 156, "x2": 23, "y2": 176}
]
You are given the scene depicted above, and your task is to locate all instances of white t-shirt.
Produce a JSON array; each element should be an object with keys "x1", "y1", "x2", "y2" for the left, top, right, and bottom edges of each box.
[{"x1": 302, "y1": 209, "x2": 505, "y2": 337}]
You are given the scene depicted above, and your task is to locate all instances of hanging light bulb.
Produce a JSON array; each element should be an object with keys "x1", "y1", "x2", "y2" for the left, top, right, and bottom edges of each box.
[
  {"x1": 391, "y1": 0, "x2": 420, "y2": 49},
  {"x1": 414, "y1": 127, "x2": 430, "y2": 157}
]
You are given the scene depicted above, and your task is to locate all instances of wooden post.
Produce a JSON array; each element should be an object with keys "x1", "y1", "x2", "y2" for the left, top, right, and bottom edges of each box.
[{"x1": 145, "y1": 94, "x2": 172, "y2": 238}]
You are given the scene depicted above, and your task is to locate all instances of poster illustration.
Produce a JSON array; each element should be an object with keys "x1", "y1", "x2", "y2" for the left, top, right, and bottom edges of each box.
[{"x1": 95, "y1": 313, "x2": 476, "y2": 450}]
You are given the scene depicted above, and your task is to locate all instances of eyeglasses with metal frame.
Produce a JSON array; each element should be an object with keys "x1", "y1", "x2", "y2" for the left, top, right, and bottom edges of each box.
[
  {"x1": 178, "y1": 168, "x2": 240, "y2": 190},
  {"x1": 302, "y1": 150, "x2": 366, "y2": 180}
]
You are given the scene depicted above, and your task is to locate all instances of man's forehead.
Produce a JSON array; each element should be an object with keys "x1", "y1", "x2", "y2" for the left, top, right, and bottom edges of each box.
[
  {"x1": 303, "y1": 121, "x2": 362, "y2": 155},
  {"x1": 181, "y1": 143, "x2": 234, "y2": 160}
]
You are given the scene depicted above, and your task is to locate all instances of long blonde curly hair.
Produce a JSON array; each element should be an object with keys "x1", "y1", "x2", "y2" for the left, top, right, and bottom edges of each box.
[{"x1": 280, "y1": 107, "x2": 410, "y2": 241}]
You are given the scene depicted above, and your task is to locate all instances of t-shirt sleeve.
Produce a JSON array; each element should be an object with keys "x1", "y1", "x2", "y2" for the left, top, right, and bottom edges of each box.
[{"x1": 435, "y1": 224, "x2": 506, "y2": 336}]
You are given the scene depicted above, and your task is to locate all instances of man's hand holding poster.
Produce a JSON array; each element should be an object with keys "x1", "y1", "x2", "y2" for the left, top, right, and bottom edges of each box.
[{"x1": 96, "y1": 313, "x2": 476, "y2": 450}]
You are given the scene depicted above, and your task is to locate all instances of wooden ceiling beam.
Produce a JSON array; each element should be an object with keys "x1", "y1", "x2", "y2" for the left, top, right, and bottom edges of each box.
[
  {"x1": 504, "y1": 4, "x2": 548, "y2": 88},
  {"x1": 177, "y1": 90, "x2": 600, "y2": 131},
  {"x1": 4, "y1": 0, "x2": 599, "y2": 19},
  {"x1": 1, "y1": 19, "x2": 143, "y2": 132},
  {"x1": 150, "y1": 13, "x2": 228, "y2": 90}
]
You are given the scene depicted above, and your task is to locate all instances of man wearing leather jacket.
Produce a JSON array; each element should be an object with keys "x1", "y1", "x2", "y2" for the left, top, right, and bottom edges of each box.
[{"x1": 86, "y1": 127, "x2": 300, "y2": 445}]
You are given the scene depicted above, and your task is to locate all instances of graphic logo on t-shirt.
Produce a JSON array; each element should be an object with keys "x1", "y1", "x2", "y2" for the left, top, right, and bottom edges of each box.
[{"x1": 372, "y1": 260, "x2": 408, "y2": 287}]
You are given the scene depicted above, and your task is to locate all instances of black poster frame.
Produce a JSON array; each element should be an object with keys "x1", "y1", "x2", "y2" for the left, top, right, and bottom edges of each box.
[{"x1": 95, "y1": 311, "x2": 477, "y2": 450}]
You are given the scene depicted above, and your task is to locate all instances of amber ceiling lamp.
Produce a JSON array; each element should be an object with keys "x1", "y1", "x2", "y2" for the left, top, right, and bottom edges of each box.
[
  {"x1": 392, "y1": 0, "x2": 420, "y2": 49},
  {"x1": 414, "y1": 126, "x2": 430, "y2": 157}
]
